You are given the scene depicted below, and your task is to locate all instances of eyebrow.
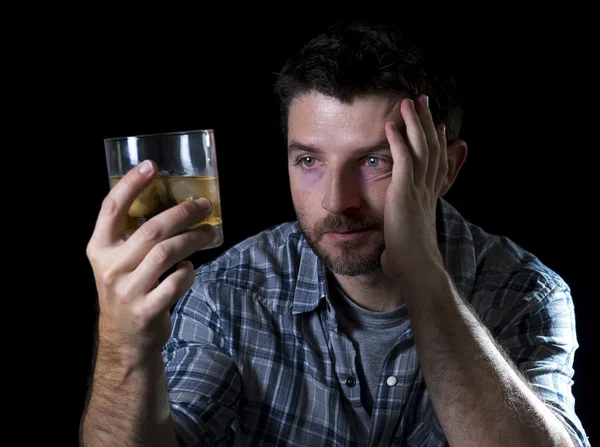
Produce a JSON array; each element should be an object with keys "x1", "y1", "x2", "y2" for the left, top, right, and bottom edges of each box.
[{"x1": 287, "y1": 140, "x2": 391, "y2": 158}]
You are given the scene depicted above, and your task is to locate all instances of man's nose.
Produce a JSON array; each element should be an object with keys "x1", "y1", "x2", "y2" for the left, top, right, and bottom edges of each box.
[{"x1": 321, "y1": 168, "x2": 363, "y2": 214}]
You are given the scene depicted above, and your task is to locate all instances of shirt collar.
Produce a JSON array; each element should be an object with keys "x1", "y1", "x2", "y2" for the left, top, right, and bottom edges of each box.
[{"x1": 291, "y1": 227, "x2": 328, "y2": 315}]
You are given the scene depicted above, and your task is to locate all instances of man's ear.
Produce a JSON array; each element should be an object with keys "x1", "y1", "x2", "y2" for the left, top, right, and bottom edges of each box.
[{"x1": 439, "y1": 139, "x2": 468, "y2": 197}]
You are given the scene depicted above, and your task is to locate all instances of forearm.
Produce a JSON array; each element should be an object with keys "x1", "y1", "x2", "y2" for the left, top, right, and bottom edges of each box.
[
  {"x1": 403, "y1": 265, "x2": 573, "y2": 447},
  {"x1": 80, "y1": 345, "x2": 179, "y2": 447}
]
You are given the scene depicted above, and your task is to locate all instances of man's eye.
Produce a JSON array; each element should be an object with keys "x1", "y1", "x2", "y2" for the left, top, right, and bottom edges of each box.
[
  {"x1": 301, "y1": 157, "x2": 317, "y2": 167},
  {"x1": 366, "y1": 157, "x2": 380, "y2": 168}
]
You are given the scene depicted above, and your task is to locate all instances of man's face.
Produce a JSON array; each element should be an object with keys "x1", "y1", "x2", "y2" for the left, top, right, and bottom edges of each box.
[{"x1": 287, "y1": 92, "x2": 405, "y2": 276}]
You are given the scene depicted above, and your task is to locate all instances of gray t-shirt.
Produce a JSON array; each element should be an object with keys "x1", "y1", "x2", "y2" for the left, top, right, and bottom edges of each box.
[{"x1": 328, "y1": 278, "x2": 410, "y2": 415}]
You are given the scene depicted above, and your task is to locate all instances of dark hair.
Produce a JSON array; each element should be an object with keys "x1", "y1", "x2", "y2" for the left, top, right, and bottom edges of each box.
[{"x1": 273, "y1": 20, "x2": 464, "y2": 142}]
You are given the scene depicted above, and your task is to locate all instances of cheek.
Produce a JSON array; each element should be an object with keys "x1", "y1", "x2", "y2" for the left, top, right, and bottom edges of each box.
[
  {"x1": 359, "y1": 168, "x2": 391, "y2": 183},
  {"x1": 362, "y1": 175, "x2": 390, "y2": 212},
  {"x1": 297, "y1": 168, "x2": 326, "y2": 188},
  {"x1": 289, "y1": 170, "x2": 318, "y2": 208}
]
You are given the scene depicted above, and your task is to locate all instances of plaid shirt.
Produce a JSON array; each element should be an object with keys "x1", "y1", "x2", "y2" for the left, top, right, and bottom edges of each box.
[{"x1": 163, "y1": 198, "x2": 589, "y2": 446}]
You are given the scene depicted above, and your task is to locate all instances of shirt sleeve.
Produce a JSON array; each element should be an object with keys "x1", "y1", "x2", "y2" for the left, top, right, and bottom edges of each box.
[
  {"x1": 162, "y1": 281, "x2": 241, "y2": 447},
  {"x1": 496, "y1": 280, "x2": 590, "y2": 447}
]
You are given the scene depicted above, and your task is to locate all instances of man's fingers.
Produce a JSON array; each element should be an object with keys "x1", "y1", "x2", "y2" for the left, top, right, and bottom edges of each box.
[
  {"x1": 122, "y1": 198, "x2": 214, "y2": 269},
  {"x1": 435, "y1": 123, "x2": 448, "y2": 195},
  {"x1": 385, "y1": 120, "x2": 414, "y2": 190},
  {"x1": 128, "y1": 222, "x2": 216, "y2": 295},
  {"x1": 145, "y1": 260, "x2": 197, "y2": 316},
  {"x1": 401, "y1": 98, "x2": 429, "y2": 184},
  {"x1": 414, "y1": 95, "x2": 441, "y2": 190},
  {"x1": 90, "y1": 160, "x2": 157, "y2": 248}
]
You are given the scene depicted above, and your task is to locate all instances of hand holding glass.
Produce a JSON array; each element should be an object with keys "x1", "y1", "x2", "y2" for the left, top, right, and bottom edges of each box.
[{"x1": 104, "y1": 129, "x2": 224, "y2": 249}]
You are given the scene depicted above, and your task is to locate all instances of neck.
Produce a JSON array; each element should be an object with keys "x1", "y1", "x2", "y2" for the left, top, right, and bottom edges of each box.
[{"x1": 330, "y1": 269, "x2": 405, "y2": 312}]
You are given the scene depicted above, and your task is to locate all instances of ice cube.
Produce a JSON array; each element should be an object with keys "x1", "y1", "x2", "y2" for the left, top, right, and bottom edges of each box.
[
  {"x1": 167, "y1": 177, "x2": 208, "y2": 203},
  {"x1": 128, "y1": 180, "x2": 169, "y2": 217}
]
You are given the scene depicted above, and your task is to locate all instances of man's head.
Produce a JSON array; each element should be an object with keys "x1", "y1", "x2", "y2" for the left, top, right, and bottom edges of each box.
[{"x1": 273, "y1": 21, "x2": 467, "y2": 276}]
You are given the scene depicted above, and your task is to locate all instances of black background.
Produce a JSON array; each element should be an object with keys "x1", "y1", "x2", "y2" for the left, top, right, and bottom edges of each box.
[{"x1": 31, "y1": 8, "x2": 596, "y2": 445}]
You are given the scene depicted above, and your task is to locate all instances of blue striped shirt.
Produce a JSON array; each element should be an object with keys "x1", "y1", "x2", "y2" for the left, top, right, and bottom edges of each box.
[{"x1": 163, "y1": 198, "x2": 590, "y2": 446}]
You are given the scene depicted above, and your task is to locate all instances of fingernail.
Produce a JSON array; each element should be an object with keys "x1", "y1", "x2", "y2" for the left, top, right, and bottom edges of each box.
[
  {"x1": 138, "y1": 160, "x2": 153, "y2": 175},
  {"x1": 196, "y1": 198, "x2": 213, "y2": 212},
  {"x1": 178, "y1": 260, "x2": 193, "y2": 269},
  {"x1": 423, "y1": 94, "x2": 429, "y2": 107}
]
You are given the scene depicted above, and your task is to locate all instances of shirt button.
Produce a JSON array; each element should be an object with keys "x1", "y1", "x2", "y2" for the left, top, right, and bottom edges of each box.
[
  {"x1": 345, "y1": 376, "x2": 356, "y2": 387},
  {"x1": 386, "y1": 376, "x2": 398, "y2": 387}
]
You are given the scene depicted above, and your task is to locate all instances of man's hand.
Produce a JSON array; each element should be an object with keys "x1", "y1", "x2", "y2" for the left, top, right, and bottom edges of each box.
[
  {"x1": 380, "y1": 94, "x2": 447, "y2": 280},
  {"x1": 86, "y1": 159, "x2": 217, "y2": 365}
]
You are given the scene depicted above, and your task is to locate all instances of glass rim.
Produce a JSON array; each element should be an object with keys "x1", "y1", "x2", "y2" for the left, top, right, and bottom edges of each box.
[{"x1": 104, "y1": 128, "x2": 214, "y2": 143}]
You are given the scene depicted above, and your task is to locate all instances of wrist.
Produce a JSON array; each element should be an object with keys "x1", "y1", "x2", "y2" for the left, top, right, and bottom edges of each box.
[
  {"x1": 398, "y1": 260, "x2": 448, "y2": 287},
  {"x1": 97, "y1": 314, "x2": 167, "y2": 370},
  {"x1": 397, "y1": 262, "x2": 453, "y2": 306},
  {"x1": 96, "y1": 335, "x2": 164, "y2": 376}
]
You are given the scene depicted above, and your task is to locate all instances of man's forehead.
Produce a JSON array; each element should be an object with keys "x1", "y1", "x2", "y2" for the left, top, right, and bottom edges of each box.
[{"x1": 287, "y1": 92, "x2": 406, "y2": 127}]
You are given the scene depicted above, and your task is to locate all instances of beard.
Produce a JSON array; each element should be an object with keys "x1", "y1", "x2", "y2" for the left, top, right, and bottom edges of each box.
[{"x1": 296, "y1": 209, "x2": 385, "y2": 276}]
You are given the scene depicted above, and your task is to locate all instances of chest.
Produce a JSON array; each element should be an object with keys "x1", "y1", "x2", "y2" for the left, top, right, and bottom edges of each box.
[{"x1": 228, "y1": 310, "x2": 447, "y2": 446}]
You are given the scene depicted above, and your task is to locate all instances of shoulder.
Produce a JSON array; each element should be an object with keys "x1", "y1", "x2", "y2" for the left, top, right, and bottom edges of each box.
[
  {"x1": 439, "y1": 199, "x2": 571, "y2": 315},
  {"x1": 464, "y1": 223, "x2": 574, "y2": 342},
  {"x1": 470, "y1": 222, "x2": 569, "y2": 306}
]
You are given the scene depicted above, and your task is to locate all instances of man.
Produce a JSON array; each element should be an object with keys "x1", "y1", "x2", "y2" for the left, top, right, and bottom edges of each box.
[{"x1": 81, "y1": 21, "x2": 590, "y2": 446}]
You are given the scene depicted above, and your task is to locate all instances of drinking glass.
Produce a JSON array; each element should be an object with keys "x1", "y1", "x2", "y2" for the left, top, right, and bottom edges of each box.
[{"x1": 104, "y1": 129, "x2": 223, "y2": 249}]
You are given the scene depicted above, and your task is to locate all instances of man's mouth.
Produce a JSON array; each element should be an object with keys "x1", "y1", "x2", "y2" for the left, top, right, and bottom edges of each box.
[{"x1": 325, "y1": 228, "x2": 372, "y2": 240}]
